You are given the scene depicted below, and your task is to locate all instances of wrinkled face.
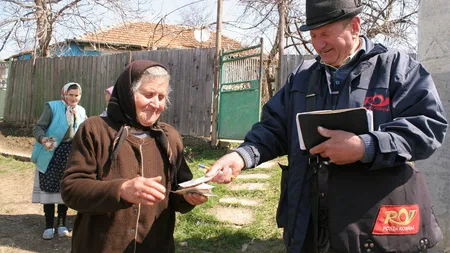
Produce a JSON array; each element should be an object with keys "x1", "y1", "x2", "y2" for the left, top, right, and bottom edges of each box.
[
  {"x1": 65, "y1": 89, "x2": 81, "y2": 106},
  {"x1": 134, "y1": 78, "x2": 169, "y2": 127},
  {"x1": 310, "y1": 17, "x2": 360, "y2": 67}
]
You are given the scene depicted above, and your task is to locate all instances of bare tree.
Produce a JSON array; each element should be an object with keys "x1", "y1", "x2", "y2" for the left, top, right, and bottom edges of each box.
[
  {"x1": 0, "y1": 0, "x2": 150, "y2": 58},
  {"x1": 361, "y1": 0, "x2": 419, "y2": 51},
  {"x1": 180, "y1": 2, "x2": 213, "y2": 28},
  {"x1": 226, "y1": 0, "x2": 289, "y2": 98},
  {"x1": 236, "y1": 0, "x2": 418, "y2": 52},
  {"x1": 231, "y1": 0, "x2": 419, "y2": 97}
]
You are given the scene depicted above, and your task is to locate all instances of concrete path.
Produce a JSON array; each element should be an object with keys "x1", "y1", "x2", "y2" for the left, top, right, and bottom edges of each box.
[{"x1": 211, "y1": 160, "x2": 277, "y2": 226}]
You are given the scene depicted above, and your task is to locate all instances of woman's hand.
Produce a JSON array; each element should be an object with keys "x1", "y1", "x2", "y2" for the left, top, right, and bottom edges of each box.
[
  {"x1": 183, "y1": 193, "x2": 208, "y2": 205},
  {"x1": 120, "y1": 176, "x2": 166, "y2": 206},
  {"x1": 41, "y1": 137, "x2": 56, "y2": 150},
  {"x1": 40, "y1": 137, "x2": 49, "y2": 145}
]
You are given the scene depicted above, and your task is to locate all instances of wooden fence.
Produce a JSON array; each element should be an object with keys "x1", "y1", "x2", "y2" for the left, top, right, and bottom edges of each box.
[
  {"x1": 279, "y1": 54, "x2": 315, "y2": 87},
  {"x1": 4, "y1": 49, "x2": 214, "y2": 137}
]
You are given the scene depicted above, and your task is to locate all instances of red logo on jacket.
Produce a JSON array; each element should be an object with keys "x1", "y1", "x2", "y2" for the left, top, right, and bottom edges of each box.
[
  {"x1": 364, "y1": 94, "x2": 390, "y2": 112},
  {"x1": 373, "y1": 204, "x2": 420, "y2": 235}
]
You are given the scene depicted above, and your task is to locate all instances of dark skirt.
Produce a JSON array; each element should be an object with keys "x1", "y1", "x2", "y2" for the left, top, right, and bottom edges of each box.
[{"x1": 39, "y1": 141, "x2": 72, "y2": 193}]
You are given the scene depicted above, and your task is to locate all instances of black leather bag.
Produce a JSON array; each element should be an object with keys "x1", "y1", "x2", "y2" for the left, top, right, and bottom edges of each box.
[{"x1": 326, "y1": 162, "x2": 442, "y2": 253}]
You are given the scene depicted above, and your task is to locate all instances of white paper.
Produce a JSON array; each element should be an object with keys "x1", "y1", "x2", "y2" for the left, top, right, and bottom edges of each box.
[
  {"x1": 366, "y1": 109, "x2": 374, "y2": 131},
  {"x1": 172, "y1": 183, "x2": 215, "y2": 196},
  {"x1": 178, "y1": 169, "x2": 219, "y2": 188}
]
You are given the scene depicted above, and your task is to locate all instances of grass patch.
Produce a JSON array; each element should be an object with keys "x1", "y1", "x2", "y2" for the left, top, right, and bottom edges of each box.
[
  {"x1": 0, "y1": 155, "x2": 34, "y2": 173},
  {"x1": 174, "y1": 139, "x2": 286, "y2": 252},
  {"x1": 0, "y1": 137, "x2": 288, "y2": 252}
]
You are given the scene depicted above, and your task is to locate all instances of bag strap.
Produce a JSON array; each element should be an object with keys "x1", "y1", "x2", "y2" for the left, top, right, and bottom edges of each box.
[
  {"x1": 306, "y1": 68, "x2": 319, "y2": 112},
  {"x1": 305, "y1": 67, "x2": 330, "y2": 253}
]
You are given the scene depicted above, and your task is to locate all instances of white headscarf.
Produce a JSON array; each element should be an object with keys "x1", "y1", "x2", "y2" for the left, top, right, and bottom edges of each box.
[{"x1": 61, "y1": 82, "x2": 82, "y2": 127}]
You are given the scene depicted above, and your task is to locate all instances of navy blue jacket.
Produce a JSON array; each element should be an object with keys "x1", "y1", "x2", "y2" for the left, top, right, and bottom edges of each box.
[{"x1": 237, "y1": 37, "x2": 448, "y2": 252}]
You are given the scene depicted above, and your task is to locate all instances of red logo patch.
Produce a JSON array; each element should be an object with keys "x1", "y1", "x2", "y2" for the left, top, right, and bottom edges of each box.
[
  {"x1": 364, "y1": 94, "x2": 390, "y2": 112},
  {"x1": 373, "y1": 204, "x2": 420, "y2": 235}
]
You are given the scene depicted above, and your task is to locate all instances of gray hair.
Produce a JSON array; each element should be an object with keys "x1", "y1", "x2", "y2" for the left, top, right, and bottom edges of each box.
[{"x1": 131, "y1": 66, "x2": 172, "y2": 105}]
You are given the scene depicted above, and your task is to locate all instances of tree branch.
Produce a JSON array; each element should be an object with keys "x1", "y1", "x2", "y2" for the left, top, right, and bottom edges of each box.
[
  {"x1": 0, "y1": 21, "x2": 18, "y2": 51},
  {"x1": 54, "y1": 0, "x2": 83, "y2": 23}
]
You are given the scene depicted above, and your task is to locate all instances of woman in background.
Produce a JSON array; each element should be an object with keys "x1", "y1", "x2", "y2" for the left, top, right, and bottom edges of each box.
[
  {"x1": 100, "y1": 86, "x2": 113, "y2": 117},
  {"x1": 31, "y1": 82, "x2": 87, "y2": 239}
]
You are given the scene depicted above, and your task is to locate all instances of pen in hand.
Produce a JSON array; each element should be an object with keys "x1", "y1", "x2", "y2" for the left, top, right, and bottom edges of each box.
[{"x1": 198, "y1": 164, "x2": 211, "y2": 171}]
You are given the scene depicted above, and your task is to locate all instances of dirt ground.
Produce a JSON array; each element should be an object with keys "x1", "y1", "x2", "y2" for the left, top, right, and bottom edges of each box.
[
  {"x1": 0, "y1": 122, "x2": 218, "y2": 253},
  {"x1": 0, "y1": 121, "x2": 217, "y2": 253},
  {"x1": 0, "y1": 121, "x2": 74, "y2": 253},
  {"x1": 0, "y1": 122, "x2": 267, "y2": 253},
  {"x1": 0, "y1": 121, "x2": 34, "y2": 156},
  {"x1": 0, "y1": 165, "x2": 74, "y2": 253}
]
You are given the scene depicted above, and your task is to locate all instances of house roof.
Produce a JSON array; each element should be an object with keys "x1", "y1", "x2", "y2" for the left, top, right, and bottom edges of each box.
[{"x1": 77, "y1": 22, "x2": 242, "y2": 50}]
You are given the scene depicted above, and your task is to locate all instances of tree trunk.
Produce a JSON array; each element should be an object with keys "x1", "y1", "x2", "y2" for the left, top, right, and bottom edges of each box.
[{"x1": 34, "y1": 0, "x2": 52, "y2": 57}]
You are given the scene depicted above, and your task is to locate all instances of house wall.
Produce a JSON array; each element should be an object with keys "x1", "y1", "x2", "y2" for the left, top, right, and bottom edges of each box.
[
  {"x1": 418, "y1": 0, "x2": 450, "y2": 251},
  {"x1": 11, "y1": 42, "x2": 101, "y2": 60},
  {"x1": 52, "y1": 42, "x2": 101, "y2": 57},
  {"x1": 16, "y1": 54, "x2": 33, "y2": 60}
]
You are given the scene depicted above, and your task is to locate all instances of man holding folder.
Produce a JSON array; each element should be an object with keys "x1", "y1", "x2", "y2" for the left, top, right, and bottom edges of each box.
[{"x1": 207, "y1": 0, "x2": 448, "y2": 252}]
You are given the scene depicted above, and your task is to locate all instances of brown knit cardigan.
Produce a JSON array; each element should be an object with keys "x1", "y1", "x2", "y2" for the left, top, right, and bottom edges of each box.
[{"x1": 61, "y1": 116, "x2": 194, "y2": 253}]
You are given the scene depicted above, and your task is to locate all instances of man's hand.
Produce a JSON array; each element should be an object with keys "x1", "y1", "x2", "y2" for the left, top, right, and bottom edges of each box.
[
  {"x1": 120, "y1": 176, "x2": 166, "y2": 206},
  {"x1": 206, "y1": 152, "x2": 245, "y2": 184},
  {"x1": 309, "y1": 126, "x2": 365, "y2": 165},
  {"x1": 183, "y1": 193, "x2": 208, "y2": 205}
]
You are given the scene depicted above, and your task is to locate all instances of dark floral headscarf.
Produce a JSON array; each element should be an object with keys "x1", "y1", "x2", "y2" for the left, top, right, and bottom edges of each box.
[
  {"x1": 107, "y1": 60, "x2": 175, "y2": 175},
  {"x1": 107, "y1": 60, "x2": 167, "y2": 128}
]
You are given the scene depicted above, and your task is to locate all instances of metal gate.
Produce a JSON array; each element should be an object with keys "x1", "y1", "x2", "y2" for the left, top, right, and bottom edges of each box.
[
  {"x1": 0, "y1": 62, "x2": 9, "y2": 119},
  {"x1": 218, "y1": 40, "x2": 263, "y2": 140}
]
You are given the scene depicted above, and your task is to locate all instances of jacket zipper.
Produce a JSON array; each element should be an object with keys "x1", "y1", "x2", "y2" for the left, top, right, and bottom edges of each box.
[{"x1": 133, "y1": 143, "x2": 144, "y2": 253}]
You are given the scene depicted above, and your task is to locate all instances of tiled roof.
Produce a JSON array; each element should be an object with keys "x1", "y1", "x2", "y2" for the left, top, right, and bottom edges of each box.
[{"x1": 77, "y1": 22, "x2": 242, "y2": 50}]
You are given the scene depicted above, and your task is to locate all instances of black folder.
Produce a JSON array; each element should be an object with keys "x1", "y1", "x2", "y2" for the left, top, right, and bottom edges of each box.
[{"x1": 296, "y1": 107, "x2": 373, "y2": 150}]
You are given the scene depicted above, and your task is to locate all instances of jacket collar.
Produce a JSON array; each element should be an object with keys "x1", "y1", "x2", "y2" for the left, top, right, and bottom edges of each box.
[{"x1": 315, "y1": 35, "x2": 388, "y2": 69}]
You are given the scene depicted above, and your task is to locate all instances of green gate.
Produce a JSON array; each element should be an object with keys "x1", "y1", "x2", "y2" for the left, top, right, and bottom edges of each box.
[
  {"x1": 218, "y1": 41, "x2": 263, "y2": 140},
  {"x1": 0, "y1": 87, "x2": 6, "y2": 119},
  {"x1": 0, "y1": 61, "x2": 8, "y2": 119}
]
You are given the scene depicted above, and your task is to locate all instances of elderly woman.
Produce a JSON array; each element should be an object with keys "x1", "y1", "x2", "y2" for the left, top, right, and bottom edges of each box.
[
  {"x1": 31, "y1": 82, "x2": 87, "y2": 240},
  {"x1": 61, "y1": 60, "x2": 207, "y2": 253}
]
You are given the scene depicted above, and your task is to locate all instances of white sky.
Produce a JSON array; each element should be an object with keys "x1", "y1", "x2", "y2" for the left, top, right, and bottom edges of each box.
[
  {"x1": 0, "y1": 0, "x2": 275, "y2": 60},
  {"x1": 148, "y1": 0, "x2": 271, "y2": 46},
  {"x1": 0, "y1": 0, "x2": 418, "y2": 60}
]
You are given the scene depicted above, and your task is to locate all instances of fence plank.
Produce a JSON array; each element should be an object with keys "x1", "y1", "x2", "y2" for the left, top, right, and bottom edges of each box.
[
  {"x1": 5, "y1": 49, "x2": 215, "y2": 137},
  {"x1": 197, "y1": 49, "x2": 209, "y2": 136},
  {"x1": 204, "y1": 49, "x2": 214, "y2": 136},
  {"x1": 167, "y1": 49, "x2": 179, "y2": 127},
  {"x1": 186, "y1": 50, "x2": 196, "y2": 136}
]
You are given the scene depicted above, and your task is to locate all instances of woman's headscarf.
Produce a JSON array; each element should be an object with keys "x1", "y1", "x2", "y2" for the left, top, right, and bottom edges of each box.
[
  {"x1": 61, "y1": 82, "x2": 82, "y2": 129},
  {"x1": 107, "y1": 60, "x2": 175, "y2": 177},
  {"x1": 105, "y1": 86, "x2": 114, "y2": 95},
  {"x1": 107, "y1": 60, "x2": 166, "y2": 128}
]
